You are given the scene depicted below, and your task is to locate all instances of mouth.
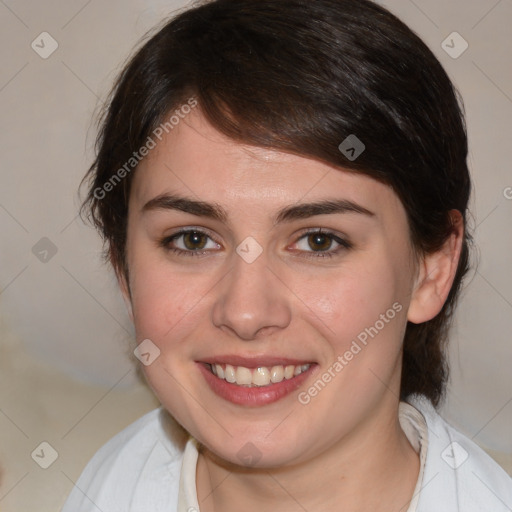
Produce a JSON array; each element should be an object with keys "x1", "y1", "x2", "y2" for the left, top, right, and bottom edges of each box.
[
  {"x1": 196, "y1": 358, "x2": 317, "y2": 407},
  {"x1": 207, "y1": 362, "x2": 311, "y2": 387}
]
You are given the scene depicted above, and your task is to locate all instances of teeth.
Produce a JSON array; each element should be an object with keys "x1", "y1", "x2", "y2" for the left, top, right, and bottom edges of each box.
[
  {"x1": 270, "y1": 365, "x2": 284, "y2": 383},
  {"x1": 210, "y1": 363, "x2": 311, "y2": 387},
  {"x1": 235, "y1": 366, "x2": 252, "y2": 385},
  {"x1": 284, "y1": 365, "x2": 295, "y2": 379},
  {"x1": 225, "y1": 364, "x2": 236, "y2": 383},
  {"x1": 253, "y1": 367, "x2": 270, "y2": 386}
]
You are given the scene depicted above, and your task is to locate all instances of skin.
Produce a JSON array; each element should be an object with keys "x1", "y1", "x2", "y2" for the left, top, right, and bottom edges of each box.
[{"x1": 119, "y1": 109, "x2": 463, "y2": 512}]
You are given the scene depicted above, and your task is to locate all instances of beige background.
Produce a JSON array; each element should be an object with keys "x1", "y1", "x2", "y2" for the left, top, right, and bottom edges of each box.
[{"x1": 0, "y1": 0, "x2": 511, "y2": 510}]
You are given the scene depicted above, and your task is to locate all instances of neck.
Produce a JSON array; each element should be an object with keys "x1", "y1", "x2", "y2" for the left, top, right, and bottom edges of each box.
[{"x1": 195, "y1": 400, "x2": 420, "y2": 512}]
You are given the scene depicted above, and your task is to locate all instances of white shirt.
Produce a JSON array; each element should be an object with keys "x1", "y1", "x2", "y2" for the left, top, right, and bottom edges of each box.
[{"x1": 61, "y1": 394, "x2": 512, "y2": 511}]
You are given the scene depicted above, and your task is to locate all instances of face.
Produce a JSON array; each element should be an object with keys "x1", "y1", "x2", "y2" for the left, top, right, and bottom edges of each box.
[{"x1": 122, "y1": 109, "x2": 420, "y2": 468}]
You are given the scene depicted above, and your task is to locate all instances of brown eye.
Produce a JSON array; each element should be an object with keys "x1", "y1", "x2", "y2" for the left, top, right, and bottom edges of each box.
[
  {"x1": 293, "y1": 229, "x2": 352, "y2": 259},
  {"x1": 182, "y1": 231, "x2": 208, "y2": 250},
  {"x1": 160, "y1": 229, "x2": 220, "y2": 257},
  {"x1": 307, "y1": 232, "x2": 333, "y2": 251}
]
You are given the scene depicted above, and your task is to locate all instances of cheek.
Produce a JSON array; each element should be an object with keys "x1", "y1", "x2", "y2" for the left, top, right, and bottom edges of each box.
[
  {"x1": 127, "y1": 246, "x2": 206, "y2": 343},
  {"x1": 131, "y1": 275, "x2": 202, "y2": 343},
  {"x1": 297, "y1": 257, "x2": 403, "y2": 348},
  {"x1": 295, "y1": 263, "x2": 408, "y2": 414}
]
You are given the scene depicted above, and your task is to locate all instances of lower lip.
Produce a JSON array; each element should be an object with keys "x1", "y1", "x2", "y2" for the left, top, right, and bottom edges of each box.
[{"x1": 197, "y1": 363, "x2": 316, "y2": 407}]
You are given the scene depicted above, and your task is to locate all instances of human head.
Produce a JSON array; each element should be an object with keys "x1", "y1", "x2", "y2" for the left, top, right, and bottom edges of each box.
[{"x1": 81, "y1": 0, "x2": 471, "y2": 407}]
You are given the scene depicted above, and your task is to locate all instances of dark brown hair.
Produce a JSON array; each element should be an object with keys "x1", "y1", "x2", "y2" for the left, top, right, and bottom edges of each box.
[{"x1": 80, "y1": 0, "x2": 472, "y2": 406}]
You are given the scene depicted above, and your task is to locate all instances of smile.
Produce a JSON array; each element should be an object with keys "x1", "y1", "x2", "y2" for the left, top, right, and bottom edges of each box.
[
  {"x1": 197, "y1": 360, "x2": 317, "y2": 406},
  {"x1": 208, "y1": 363, "x2": 312, "y2": 387}
]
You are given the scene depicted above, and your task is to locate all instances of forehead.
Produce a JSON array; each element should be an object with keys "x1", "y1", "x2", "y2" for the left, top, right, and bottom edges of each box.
[{"x1": 131, "y1": 110, "x2": 403, "y2": 219}]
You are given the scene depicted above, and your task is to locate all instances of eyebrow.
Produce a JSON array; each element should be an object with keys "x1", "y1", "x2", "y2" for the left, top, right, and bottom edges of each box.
[{"x1": 141, "y1": 193, "x2": 375, "y2": 224}]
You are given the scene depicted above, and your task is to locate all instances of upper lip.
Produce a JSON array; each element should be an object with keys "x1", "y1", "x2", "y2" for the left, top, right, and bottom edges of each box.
[{"x1": 199, "y1": 355, "x2": 315, "y2": 368}]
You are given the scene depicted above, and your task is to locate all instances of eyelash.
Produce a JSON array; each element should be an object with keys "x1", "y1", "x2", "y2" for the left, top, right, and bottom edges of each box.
[{"x1": 159, "y1": 228, "x2": 352, "y2": 260}]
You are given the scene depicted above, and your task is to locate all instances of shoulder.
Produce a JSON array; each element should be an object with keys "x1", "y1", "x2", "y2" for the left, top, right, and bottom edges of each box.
[
  {"x1": 61, "y1": 407, "x2": 187, "y2": 512},
  {"x1": 408, "y1": 394, "x2": 512, "y2": 512}
]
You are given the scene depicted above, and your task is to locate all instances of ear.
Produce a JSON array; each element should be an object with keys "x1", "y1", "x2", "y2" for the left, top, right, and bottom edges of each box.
[
  {"x1": 407, "y1": 210, "x2": 464, "y2": 324},
  {"x1": 116, "y1": 266, "x2": 134, "y2": 323}
]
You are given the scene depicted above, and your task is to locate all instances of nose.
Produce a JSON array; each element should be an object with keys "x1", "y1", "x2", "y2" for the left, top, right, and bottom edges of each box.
[{"x1": 211, "y1": 250, "x2": 292, "y2": 341}]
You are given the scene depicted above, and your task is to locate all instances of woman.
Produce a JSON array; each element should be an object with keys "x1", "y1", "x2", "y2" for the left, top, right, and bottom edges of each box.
[{"x1": 62, "y1": 0, "x2": 512, "y2": 510}]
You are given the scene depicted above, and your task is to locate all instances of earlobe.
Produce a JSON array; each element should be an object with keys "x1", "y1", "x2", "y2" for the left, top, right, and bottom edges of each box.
[{"x1": 407, "y1": 210, "x2": 464, "y2": 324}]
